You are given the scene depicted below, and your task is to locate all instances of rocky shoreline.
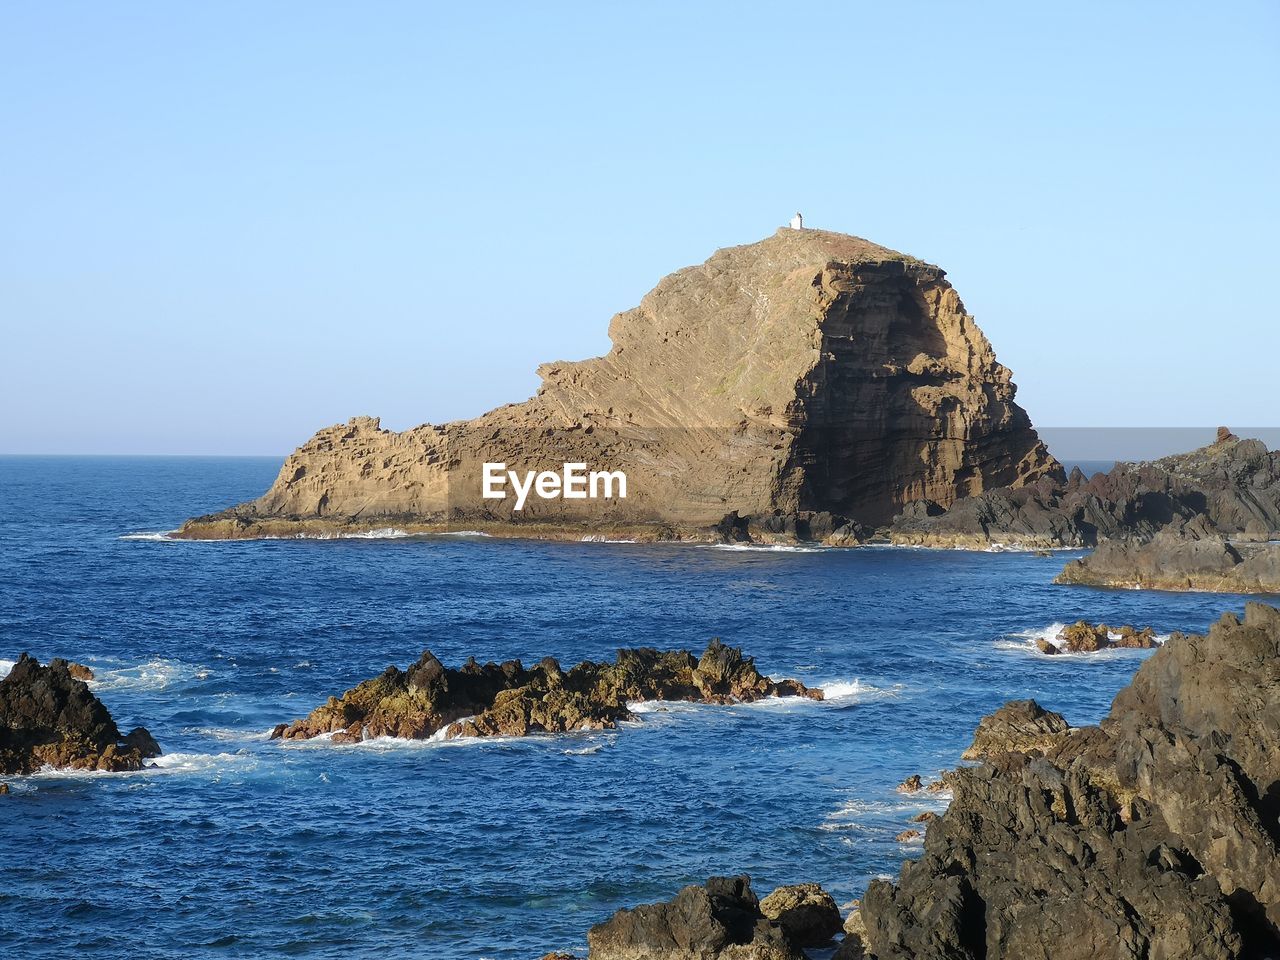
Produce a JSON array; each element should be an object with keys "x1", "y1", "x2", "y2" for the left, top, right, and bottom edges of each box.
[
  {"x1": 569, "y1": 602, "x2": 1280, "y2": 959},
  {"x1": 0, "y1": 654, "x2": 161, "y2": 776},
  {"x1": 271, "y1": 640, "x2": 821, "y2": 744},
  {"x1": 1056, "y1": 528, "x2": 1280, "y2": 594}
]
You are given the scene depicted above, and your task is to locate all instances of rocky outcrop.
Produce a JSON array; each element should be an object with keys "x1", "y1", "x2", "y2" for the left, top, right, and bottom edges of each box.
[
  {"x1": 587, "y1": 876, "x2": 822, "y2": 960},
  {"x1": 271, "y1": 640, "x2": 821, "y2": 744},
  {"x1": 758, "y1": 884, "x2": 843, "y2": 947},
  {"x1": 176, "y1": 228, "x2": 1057, "y2": 542},
  {"x1": 1056, "y1": 527, "x2": 1280, "y2": 594},
  {"x1": 1030, "y1": 620, "x2": 1162, "y2": 655},
  {"x1": 857, "y1": 602, "x2": 1280, "y2": 959},
  {"x1": 0, "y1": 654, "x2": 161, "y2": 774},
  {"x1": 889, "y1": 428, "x2": 1280, "y2": 551},
  {"x1": 960, "y1": 700, "x2": 1070, "y2": 759}
]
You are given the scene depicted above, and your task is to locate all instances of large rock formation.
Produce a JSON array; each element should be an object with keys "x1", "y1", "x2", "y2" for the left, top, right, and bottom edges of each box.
[
  {"x1": 1057, "y1": 527, "x2": 1280, "y2": 593},
  {"x1": 0, "y1": 654, "x2": 161, "y2": 774},
  {"x1": 890, "y1": 428, "x2": 1280, "y2": 550},
  {"x1": 856, "y1": 602, "x2": 1280, "y2": 959},
  {"x1": 176, "y1": 228, "x2": 1057, "y2": 541},
  {"x1": 271, "y1": 640, "x2": 820, "y2": 744}
]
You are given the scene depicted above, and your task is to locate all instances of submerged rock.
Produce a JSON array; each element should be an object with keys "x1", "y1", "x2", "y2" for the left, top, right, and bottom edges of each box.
[
  {"x1": 176, "y1": 228, "x2": 1057, "y2": 543},
  {"x1": 858, "y1": 602, "x2": 1280, "y2": 959},
  {"x1": 273, "y1": 640, "x2": 821, "y2": 744},
  {"x1": 0, "y1": 654, "x2": 161, "y2": 774},
  {"x1": 586, "y1": 876, "x2": 803, "y2": 960}
]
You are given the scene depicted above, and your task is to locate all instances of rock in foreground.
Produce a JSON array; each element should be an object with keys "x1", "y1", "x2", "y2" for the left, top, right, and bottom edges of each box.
[
  {"x1": 859, "y1": 602, "x2": 1280, "y2": 958},
  {"x1": 0, "y1": 654, "x2": 161, "y2": 774},
  {"x1": 177, "y1": 227, "x2": 1057, "y2": 542},
  {"x1": 272, "y1": 640, "x2": 821, "y2": 744},
  {"x1": 587, "y1": 876, "x2": 811, "y2": 960}
]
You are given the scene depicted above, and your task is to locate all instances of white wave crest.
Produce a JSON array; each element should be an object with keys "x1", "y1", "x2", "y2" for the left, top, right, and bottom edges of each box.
[
  {"x1": 819, "y1": 679, "x2": 902, "y2": 702},
  {"x1": 91, "y1": 658, "x2": 207, "y2": 692},
  {"x1": 0, "y1": 659, "x2": 14, "y2": 679},
  {"x1": 708, "y1": 543, "x2": 825, "y2": 553},
  {"x1": 119, "y1": 531, "x2": 179, "y2": 541},
  {"x1": 436, "y1": 530, "x2": 493, "y2": 537}
]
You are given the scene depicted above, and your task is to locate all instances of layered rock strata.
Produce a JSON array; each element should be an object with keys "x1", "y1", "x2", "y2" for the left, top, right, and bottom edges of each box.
[
  {"x1": 177, "y1": 228, "x2": 1057, "y2": 541},
  {"x1": 271, "y1": 640, "x2": 820, "y2": 744},
  {"x1": 0, "y1": 654, "x2": 161, "y2": 774}
]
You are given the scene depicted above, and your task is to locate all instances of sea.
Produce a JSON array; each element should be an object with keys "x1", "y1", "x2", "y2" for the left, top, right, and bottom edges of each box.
[{"x1": 0, "y1": 455, "x2": 1266, "y2": 959}]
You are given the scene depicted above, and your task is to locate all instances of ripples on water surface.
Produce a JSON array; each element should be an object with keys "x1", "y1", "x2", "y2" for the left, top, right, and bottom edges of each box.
[{"x1": 0, "y1": 456, "x2": 1258, "y2": 958}]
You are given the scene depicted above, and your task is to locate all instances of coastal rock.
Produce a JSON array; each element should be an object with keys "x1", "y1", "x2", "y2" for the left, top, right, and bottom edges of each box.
[
  {"x1": 176, "y1": 228, "x2": 1057, "y2": 542},
  {"x1": 1056, "y1": 528, "x2": 1280, "y2": 593},
  {"x1": 0, "y1": 654, "x2": 161, "y2": 774},
  {"x1": 857, "y1": 602, "x2": 1280, "y2": 959},
  {"x1": 273, "y1": 641, "x2": 820, "y2": 744},
  {"x1": 66, "y1": 662, "x2": 94, "y2": 681},
  {"x1": 758, "y1": 883, "x2": 843, "y2": 946},
  {"x1": 586, "y1": 875, "x2": 801, "y2": 960},
  {"x1": 960, "y1": 699, "x2": 1069, "y2": 760},
  {"x1": 890, "y1": 429, "x2": 1280, "y2": 553}
]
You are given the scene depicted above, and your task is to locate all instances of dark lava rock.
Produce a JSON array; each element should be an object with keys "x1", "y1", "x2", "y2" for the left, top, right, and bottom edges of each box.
[
  {"x1": 890, "y1": 429, "x2": 1280, "y2": 552},
  {"x1": 586, "y1": 875, "x2": 801, "y2": 960},
  {"x1": 0, "y1": 654, "x2": 161, "y2": 774},
  {"x1": 273, "y1": 640, "x2": 821, "y2": 744},
  {"x1": 858, "y1": 602, "x2": 1280, "y2": 959},
  {"x1": 758, "y1": 883, "x2": 843, "y2": 946},
  {"x1": 1056, "y1": 527, "x2": 1280, "y2": 593}
]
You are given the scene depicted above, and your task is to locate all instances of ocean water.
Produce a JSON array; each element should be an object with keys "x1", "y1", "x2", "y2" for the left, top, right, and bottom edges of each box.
[{"x1": 0, "y1": 456, "x2": 1262, "y2": 959}]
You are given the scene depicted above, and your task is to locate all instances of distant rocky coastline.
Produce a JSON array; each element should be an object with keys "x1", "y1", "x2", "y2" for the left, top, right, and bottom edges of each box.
[
  {"x1": 1056, "y1": 527, "x2": 1280, "y2": 594},
  {"x1": 271, "y1": 640, "x2": 820, "y2": 744},
  {"x1": 572, "y1": 603, "x2": 1280, "y2": 959},
  {"x1": 0, "y1": 654, "x2": 161, "y2": 776},
  {"x1": 888, "y1": 427, "x2": 1280, "y2": 551},
  {"x1": 176, "y1": 228, "x2": 1058, "y2": 543}
]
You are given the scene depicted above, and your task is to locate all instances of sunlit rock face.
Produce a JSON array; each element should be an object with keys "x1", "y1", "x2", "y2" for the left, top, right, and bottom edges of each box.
[{"x1": 179, "y1": 228, "x2": 1058, "y2": 539}]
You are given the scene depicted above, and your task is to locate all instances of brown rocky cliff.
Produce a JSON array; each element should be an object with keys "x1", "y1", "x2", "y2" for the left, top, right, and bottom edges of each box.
[{"x1": 179, "y1": 228, "x2": 1058, "y2": 538}]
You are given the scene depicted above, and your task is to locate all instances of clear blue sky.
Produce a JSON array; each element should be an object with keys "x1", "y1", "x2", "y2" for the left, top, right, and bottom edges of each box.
[{"x1": 2, "y1": 2, "x2": 1276, "y2": 454}]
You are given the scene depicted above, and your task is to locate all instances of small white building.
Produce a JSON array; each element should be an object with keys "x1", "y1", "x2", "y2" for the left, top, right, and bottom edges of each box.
[{"x1": 789, "y1": 212, "x2": 804, "y2": 230}]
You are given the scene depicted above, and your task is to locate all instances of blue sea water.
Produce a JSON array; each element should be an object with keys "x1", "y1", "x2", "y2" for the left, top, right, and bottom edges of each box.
[{"x1": 0, "y1": 455, "x2": 1262, "y2": 959}]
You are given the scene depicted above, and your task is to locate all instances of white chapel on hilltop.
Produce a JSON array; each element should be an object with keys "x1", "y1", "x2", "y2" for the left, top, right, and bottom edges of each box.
[{"x1": 789, "y1": 212, "x2": 804, "y2": 230}]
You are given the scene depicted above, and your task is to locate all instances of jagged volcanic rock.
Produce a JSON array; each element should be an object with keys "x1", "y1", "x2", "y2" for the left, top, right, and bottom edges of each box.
[
  {"x1": 1056, "y1": 527, "x2": 1280, "y2": 593},
  {"x1": 271, "y1": 640, "x2": 821, "y2": 744},
  {"x1": 586, "y1": 876, "x2": 805, "y2": 960},
  {"x1": 0, "y1": 654, "x2": 161, "y2": 774},
  {"x1": 890, "y1": 428, "x2": 1280, "y2": 551},
  {"x1": 856, "y1": 602, "x2": 1280, "y2": 959},
  {"x1": 176, "y1": 228, "x2": 1057, "y2": 541}
]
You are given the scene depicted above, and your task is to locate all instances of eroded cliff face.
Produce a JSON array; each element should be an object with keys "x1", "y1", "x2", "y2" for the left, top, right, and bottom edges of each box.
[{"x1": 179, "y1": 228, "x2": 1058, "y2": 539}]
